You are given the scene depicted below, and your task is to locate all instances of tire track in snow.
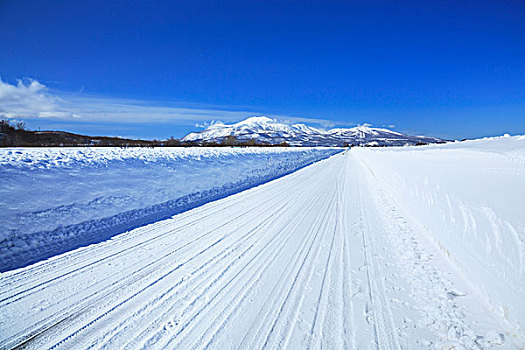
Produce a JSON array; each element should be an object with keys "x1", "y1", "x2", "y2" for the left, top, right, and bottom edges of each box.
[
  {"x1": 308, "y1": 183, "x2": 340, "y2": 349},
  {"x1": 0, "y1": 163, "x2": 315, "y2": 301},
  {"x1": 87, "y1": 169, "x2": 328, "y2": 349},
  {"x1": 278, "y1": 164, "x2": 350, "y2": 350},
  {"x1": 357, "y1": 167, "x2": 402, "y2": 350},
  {"x1": 208, "y1": 174, "x2": 336, "y2": 346},
  {"x1": 2, "y1": 150, "x2": 512, "y2": 349},
  {"x1": 164, "y1": 172, "x2": 338, "y2": 349},
  {"x1": 340, "y1": 154, "x2": 357, "y2": 350},
  {"x1": 9, "y1": 165, "x2": 328, "y2": 350},
  {"x1": 255, "y1": 190, "x2": 337, "y2": 349},
  {"x1": 123, "y1": 162, "x2": 340, "y2": 349},
  {"x1": 3, "y1": 167, "x2": 324, "y2": 350}
]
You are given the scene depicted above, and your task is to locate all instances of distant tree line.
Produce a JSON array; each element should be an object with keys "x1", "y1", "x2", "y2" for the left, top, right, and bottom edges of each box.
[
  {"x1": 1, "y1": 119, "x2": 435, "y2": 148},
  {"x1": 0, "y1": 119, "x2": 289, "y2": 147},
  {"x1": 187, "y1": 135, "x2": 289, "y2": 147}
]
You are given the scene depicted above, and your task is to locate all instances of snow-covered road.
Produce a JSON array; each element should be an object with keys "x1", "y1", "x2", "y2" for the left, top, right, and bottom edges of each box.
[{"x1": 0, "y1": 150, "x2": 519, "y2": 349}]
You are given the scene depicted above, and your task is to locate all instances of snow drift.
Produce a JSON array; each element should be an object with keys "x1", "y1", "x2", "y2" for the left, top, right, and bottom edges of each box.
[
  {"x1": 0, "y1": 147, "x2": 341, "y2": 272},
  {"x1": 354, "y1": 135, "x2": 525, "y2": 336}
]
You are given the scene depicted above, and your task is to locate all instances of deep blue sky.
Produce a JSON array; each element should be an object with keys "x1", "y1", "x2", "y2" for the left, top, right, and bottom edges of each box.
[{"x1": 1, "y1": 0, "x2": 524, "y2": 139}]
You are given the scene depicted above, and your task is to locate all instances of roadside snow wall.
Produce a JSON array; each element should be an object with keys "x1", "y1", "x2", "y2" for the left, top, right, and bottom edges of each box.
[
  {"x1": 0, "y1": 147, "x2": 341, "y2": 272},
  {"x1": 354, "y1": 135, "x2": 525, "y2": 335}
]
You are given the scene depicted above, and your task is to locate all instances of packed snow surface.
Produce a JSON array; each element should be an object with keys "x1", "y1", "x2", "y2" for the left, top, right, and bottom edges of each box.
[
  {"x1": 0, "y1": 136, "x2": 524, "y2": 349},
  {"x1": 0, "y1": 146, "x2": 341, "y2": 271},
  {"x1": 353, "y1": 135, "x2": 525, "y2": 338}
]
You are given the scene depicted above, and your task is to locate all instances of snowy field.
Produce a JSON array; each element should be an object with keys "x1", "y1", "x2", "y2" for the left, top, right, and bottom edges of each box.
[
  {"x1": 353, "y1": 135, "x2": 525, "y2": 340},
  {"x1": 0, "y1": 137, "x2": 524, "y2": 349},
  {"x1": 0, "y1": 147, "x2": 341, "y2": 272}
]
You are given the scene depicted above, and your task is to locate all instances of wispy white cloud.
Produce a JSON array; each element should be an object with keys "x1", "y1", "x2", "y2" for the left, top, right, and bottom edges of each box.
[
  {"x1": 275, "y1": 116, "x2": 337, "y2": 129},
  {"x1": 195, "y1": 120, "x2": 225, "y2": 129},
  {"x1": 381, "y1": 124, "x2": 396, "y2": 129},
  {"x1": 0, "y1": 78, "x2": 341, "y2": 132},
  {"x1": 0, "y1": 78, "x2": 425, "y2": 140},
  {"x1": 60, "y1": 95, "x2": 257, "y2": 125},
  {"x1": 0, "y1": 78, "x2": 77, "y2": 119}
]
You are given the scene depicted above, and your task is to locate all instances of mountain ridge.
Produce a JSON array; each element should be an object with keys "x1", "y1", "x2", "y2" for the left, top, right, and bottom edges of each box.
[{"x1": 182, "y1": 116, "x2": 447, "y2": 146}]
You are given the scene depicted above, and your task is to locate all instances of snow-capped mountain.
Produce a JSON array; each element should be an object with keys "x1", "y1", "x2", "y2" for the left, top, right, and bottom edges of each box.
[{"x1": 181, "y1": 116, "x2": 446, "y2": 146}]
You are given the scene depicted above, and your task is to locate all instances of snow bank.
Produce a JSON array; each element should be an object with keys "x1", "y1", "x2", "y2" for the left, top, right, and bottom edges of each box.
[
  {"x1": 354, "y1": 135, "x2": 525, "y2": 335},
  {"x1": 0, "y1": 147, "x2": 341, "y2": 272}
]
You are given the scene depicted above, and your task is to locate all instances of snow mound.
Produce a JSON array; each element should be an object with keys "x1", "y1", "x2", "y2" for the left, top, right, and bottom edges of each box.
[
  {"x1": 354, "y1": 134, "x2": 525, "y2": 334},
  {"x1": 0, "y1": 147, "x2": 341, "y2": 272}
]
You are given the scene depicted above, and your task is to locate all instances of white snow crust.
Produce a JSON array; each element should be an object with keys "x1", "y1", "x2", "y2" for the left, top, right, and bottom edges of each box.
[
  {"x1": 0, "y1": 146, "x2": 340, "y2": 271},
  {"x1": 1, "y1": 136, "x2": 524, "y2": 349},
  {"x1": 354, "y1": 135, "x2": 525, "y2": 338}
]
